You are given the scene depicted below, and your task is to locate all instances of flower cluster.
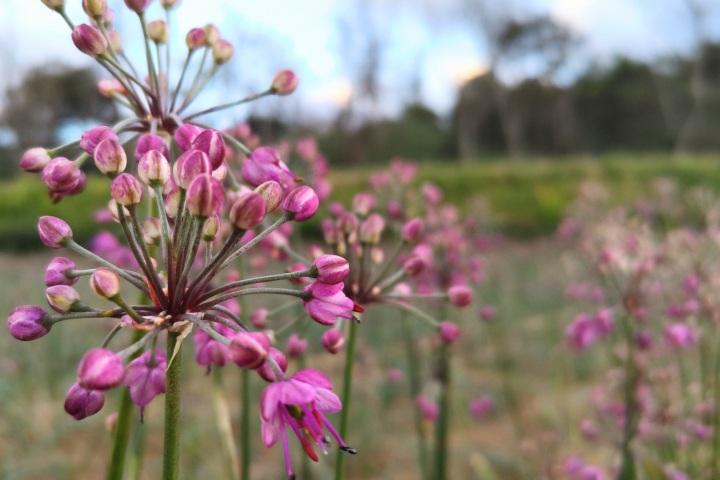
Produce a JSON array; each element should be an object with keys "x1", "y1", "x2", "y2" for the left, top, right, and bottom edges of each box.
[
  {"x1": 10, "y1": 1, "x2": 354, "y2": 477},
  {"x1": 558, "y1": 179, "x2": 720, "y2": 478}
]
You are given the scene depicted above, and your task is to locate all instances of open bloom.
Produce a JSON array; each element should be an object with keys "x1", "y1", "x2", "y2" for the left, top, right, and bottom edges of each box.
[
  {"x1": 302, "y1": 281, "x2": 355, "y2": 325},
  {"x1": 260, "y1": 369, "x2": 355, "y2": 479}
]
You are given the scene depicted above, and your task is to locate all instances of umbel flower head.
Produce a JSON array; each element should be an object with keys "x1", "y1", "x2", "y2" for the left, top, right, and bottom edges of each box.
[{"x1": 9, "y1": 4, "x2": 356, "y2": 470}]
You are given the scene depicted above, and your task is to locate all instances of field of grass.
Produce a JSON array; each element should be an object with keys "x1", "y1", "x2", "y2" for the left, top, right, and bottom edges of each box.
[
  {"x1": 0, "y1": 238, "x2": 597, "y2": 479},
  {"x1": 2, "y1": 153, "x2": 720, "y2": 250}
]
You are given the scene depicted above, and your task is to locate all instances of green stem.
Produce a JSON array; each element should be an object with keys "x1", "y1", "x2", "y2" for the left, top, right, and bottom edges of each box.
[
  {"x1": 401, "y1": 315, "x2": 429, "y2": 480},
  {"x1": 617, "y1": 316, "x2": 638, "y2": 480},
  {"x1": 106, "y1": 328, "x2": 145, "y2": 480},
  {"x1": 241, "y1": 369, "x2": 251, "y2": 480},
  {"x1": 212, "y1": 369, "x2": 240, "y2": 479},
  {"x1": 334, "y1": 319, "x2": 359, "y2": 480},
  {"x1": 434, "y1": 343, "x2": 450, "y2": 480},
  {"x1": 163, "y1": 332, "x2": 183, "y2": 480}
]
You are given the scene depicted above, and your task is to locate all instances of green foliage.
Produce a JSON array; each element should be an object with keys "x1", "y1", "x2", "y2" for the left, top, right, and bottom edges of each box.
[{"x1": 3, "y1": 154, "x2": 720, "y2": 250}]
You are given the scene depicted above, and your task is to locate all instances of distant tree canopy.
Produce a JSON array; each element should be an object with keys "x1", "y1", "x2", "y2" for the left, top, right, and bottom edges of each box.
[
  {"x1": 454, "y1": 43, "x2": 720, "y2": 159},
  {"x1": 2, "y1": 65, "x2": 116, "y2": 149}
]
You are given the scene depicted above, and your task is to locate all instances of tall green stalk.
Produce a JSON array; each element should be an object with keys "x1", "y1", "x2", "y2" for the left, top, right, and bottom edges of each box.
[
  {"x1": 433, "y1": 343, "x2": 451, "y2": 480},
  {"x1": 107, "y1": 330, "x2": 145, "y2": 480},
  {"x1": 240, "y1": 369, "x2": 251, "y2": 480},
  {"x1": 401, "y1": 315, "x2": 429, "y2": 480},
  {"x1": 617, "y1": 316, "x2": 637, "y2": 480},
  {"x1": 334, "y1": 319, "x2": 359, "y2": 480},
  {"x1": 163, "y1": 332, "x2": 183, "y2": 480}
]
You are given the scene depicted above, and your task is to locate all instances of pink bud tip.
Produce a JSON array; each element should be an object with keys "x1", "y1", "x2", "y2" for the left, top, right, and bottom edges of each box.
[
  {"x1": 20, "y1": 148, "x2": 51, "y2": 172},
  {"x1": 7, "y1": 305, "x2": 50, "y2": 341},
  {"x1": 138, "y1": 150, "x2": 171, "y2": 186},
  {"x1": 45, "y1": 257, "x2": 78, "y2": 286},
  {"x1": 313, "y1": 255, "x2": 350, "y2": 284},
  {"x1": 72, "y1": 24, "x2": 108, "y2": 57},
  {"x1": 230, "y1": 192, "x2": 266, "y2": 230},
  {"x1": 93, "y1": 137, "x2": 127, "y2": 176},
  {"x1": 271, "y1": 69, "x2": 299, "y2": 96},
  {"x1": 448, "y1": 285, "x2": 473, "y2": 308},
  {"x1": 186, "y1": 28, "x2": 206, "y2": 50},
  {"x1": 89, "y1": 268, "x2": 121, "y2": 299},
  {"x1": 282, "y1": 186, "x2": 319, "y2": 222},
  {"x1": 124, "y1": 0, "x2": 151, "y2": 13},
  {"x1": 111, "y1": 173, "x2": 144, "y2": 206},
  {"x1": 438, "y1": 321, "x2": 460, "y2": 344},
  {"x1": 257, "y1": 348, "x2": 287, "y2": 382},
  {"x1": 38, "y1": 216, "x2": 73, "y2": 248},
  {"x1": 401, "y1": 218, "x2": 424, "y2": 243},
  {"x1": 46, "y1": 285, "x2": 80, "y2": 313},
  {"x1": 287, "y1": 334, "x2": 308, "y2": 357},
  {"x1": 77, "y1": 348, "x2": 125, "y2": 390},
  {"x1": 230, "y1": 332, "x2": 270, "y2": 369},
  {"x1": 321, "y1": 329, "x2": 345, "y2": 354},
  {"x1": 186, "y1": 174, "x2": 224, "y2": 217},
  {"x1": 64, "y1": 383, "x2": 105, "y2": 420}
]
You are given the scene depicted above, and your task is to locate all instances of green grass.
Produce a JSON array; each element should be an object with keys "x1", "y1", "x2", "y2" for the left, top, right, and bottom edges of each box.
[{"x1": 3, "y1": 154, "x2": 720, "y2": 250}]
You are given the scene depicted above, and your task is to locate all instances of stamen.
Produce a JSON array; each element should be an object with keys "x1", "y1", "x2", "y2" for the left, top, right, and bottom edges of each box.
[
  {"x1": 340, "y1": 446, "x2": 358, "y2": 454},
  {"x1": 301, "y1": 437, "x2": 319, "y2": 462}
]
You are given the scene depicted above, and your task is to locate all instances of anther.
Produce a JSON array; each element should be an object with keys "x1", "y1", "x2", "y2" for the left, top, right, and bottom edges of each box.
[{"x1": 340, "y1": 446, "x2": 357, "y2": 454}]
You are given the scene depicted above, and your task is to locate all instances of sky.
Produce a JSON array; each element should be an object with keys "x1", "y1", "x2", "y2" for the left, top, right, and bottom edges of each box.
[{"x1": 1, "y1": 0, "x2": 718, "y2": 130}]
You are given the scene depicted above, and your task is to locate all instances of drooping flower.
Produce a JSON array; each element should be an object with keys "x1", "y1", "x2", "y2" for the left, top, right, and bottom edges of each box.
[
  {"x1": 260, "y1": 369, "x2": 355, "y2": 479},
  {"x1": 302, "y1": 281, "x2": 355, "y2": 326}
]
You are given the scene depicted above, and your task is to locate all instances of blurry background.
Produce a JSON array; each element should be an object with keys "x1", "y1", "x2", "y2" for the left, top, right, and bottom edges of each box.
[{"x1": 3, "y1": 0, "x2": 720, "y2": 172}]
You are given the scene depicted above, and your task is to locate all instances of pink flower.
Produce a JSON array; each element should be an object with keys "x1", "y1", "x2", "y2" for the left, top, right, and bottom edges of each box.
[
  {"x1": 260, "y1": 369, "x2": 354, "y2": 478},
  {"x1": 302, "y1": 281, "x2": 355, "y2": 326},
  {"x1": 123, "y1": 350, "x2": 167, "y2": 418},
  {"x1": 664, "y1": 323, "x2": 696, "y2": 350},
  {"x1": 241, "y1": 146, "x2": 296, "y2": 190}
]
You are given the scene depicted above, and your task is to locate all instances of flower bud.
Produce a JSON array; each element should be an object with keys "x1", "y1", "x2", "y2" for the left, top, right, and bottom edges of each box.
[
  {"x1": 287, "y1": 334, "x2": 308, "y2": 357},
  {"x1": 93, "y1": 137, "x2": 127, "y2": 176},
  {"x1": 403, "y1": 256, "x2": 427, "y2": 277},
  {"x1": 41, "y1": 0, "x2": 65, "y2": 10},
  {"x1": 448, "y1": 285, "x2": 473, "y2": 308},
  {"x1": 313, "y1": 255, "x2": 349, "y2": 284},
  {"x1": 77, "y1": 348, "x2": 125, "y2": 390},
  {"x1": 203, "y1": 24, "x2": 220, "y2": 45},
  {"x1": 174, "y1": 124, "x2": 204, "y2": 150},
  {"x1": 202, "y1": 214, "x2": 220, "y2": 241},
  {"x1": 7, "y1": 305, "x2": 50, "y2": 341},
  {"x1": 352, "y1": 193, "x2": 375, "y2": 216},
  {"x1": 82, "y1": 0, "x2": 107, "y2": 17},
  {"x1": 173, "y1": 150, "x2": 212, "y2": 189},
  {"x1": 45, "y1": 257, "x2": 78, "y2": 286},
  {"x1": 255, "y1": 181, "x2": 283, "y2": 213},
  {"x1": 321, "y1": 329, "x2": 344, "y2": 354},
  {"x1": 72, "y1": 24, "x2": 108, "y2": 57},
  {"x1": 46, "y1": 285, "x2": 81, "y2": 313},
  {"x1": 106, "y1": 30, "x2": 122, "y2": 52},
  {"x1": 65, "y1": 383, "x2": 105, "y2": 420},
  {"x1": 147, "y1": 20, "x2": 168, "y2": 43},
  {"x1": 664, "y1": 323, "x2": 696, "y2": 350},
  {"x1": 42, "y1": 157, "x2": 83, "y2": 192},
  {"x1": 160, "y1": 0, "x2": 179, "y2": 7},
  {"x1": 248, "y1": 309, "x2": 268, "y2": 329},
  {"x1": 124, "y1": 0, "x2": 151, "y2": 13},
  {"x1": 229, "y1": 332, "x2": 270, "y2": 369},
  {"x1": 229, "y1": 192, "x2": 266, "y2": 230},
  {"x1": 186, "y1": 27, "x2": 206, "y2": 50},
  {"x1": 135, "y1": 133, "x2": 169, "y2": 161},
  {"x1": 359, "y1": 214, "x2": 385, "y2": 244},
  {"x1": 38, "y1": 216, "x2": 73, "y2": 248},
  {"x1": 282, "y1": 186, "x2": 319, "y2": 222},
  {"x1": 401, "y1": 218, "x2": 424, "y2": 243},
  {"x1": 137, "y1": 150, "x2": 171, "y2": 186},
  {"x1": 285, "y1": 262, "x2": 309, "y2": 285},
  {"x1": 270, "y1": 69, "x2": 299, "y2": 96},
  {"x1": 438, "y1": 321, "x2": 460, "y2": 344},
  {"x1": 186, "y1": 174, "x2": 224, "y2": 217},
  {"x1": 212, "y1": 39, "x2": 234, "y2": 64},
  {"x1": 143, "y1": 217, "x2": 162, "y2": 245},
  {"x1": 80, "y1": 126, "x2": 118, "y2": 155},
  {"x1": 111, "y1": 173, "x2": 144, "y2": 206},
  {"x1": 212, "y1": 162, "x2": 228, "y2": 183},
  {"x1": 190, "y1": 129, "x2": 225, "y2": 169},
  {"x1": 257, "y1": 348, "x2": 287, "y2": 382},
  {"x1": 108, "y1": 199, "x2": 131, "y2": 222},
  {"x1": 480, "y1": 305, "x2": 496, "y2": 321},
  {"x1": 416, "y1": 395, "x2": 438, "y2": 421},
  {"x1": 20, "y1": 147, "x2": 51, "y2": 172},
  {"x1": 90, "y1": 268, "x2": 121, "y2": 299}
]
